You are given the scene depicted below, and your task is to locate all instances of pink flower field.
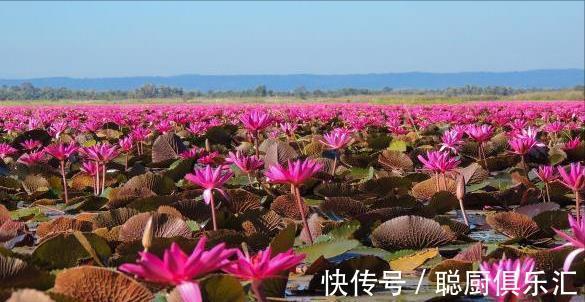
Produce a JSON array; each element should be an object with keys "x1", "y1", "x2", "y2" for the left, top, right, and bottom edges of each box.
[{"x1": 0, "y1": 100, "x2": 584, "y2": 301}]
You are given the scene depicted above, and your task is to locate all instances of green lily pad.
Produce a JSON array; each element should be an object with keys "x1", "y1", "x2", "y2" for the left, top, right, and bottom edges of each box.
[
  {"x1": 295, "y1": 239, "x2": 360, "y2": 264},
  {"x1": 201, "y1": 274, "x2": 245, "y2": 302},
  {"x1": 32, "y1": 232, "x2": 111, "y2": 269}
]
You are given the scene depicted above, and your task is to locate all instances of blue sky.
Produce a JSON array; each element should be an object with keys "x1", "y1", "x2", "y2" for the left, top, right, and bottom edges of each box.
[{"x1": 0, "y1": 1, "x2": 583, "y2": 78}]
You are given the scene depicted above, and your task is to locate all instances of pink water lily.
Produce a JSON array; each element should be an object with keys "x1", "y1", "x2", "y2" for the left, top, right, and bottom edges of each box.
[
  {"x1": 439, "y1": 129, "x2": 463, "y2": 154},
  {"x1": 185, "y1": 165, "x2": 233, "y2": 230},
  {"x1": 265, "y1": 159, "x2": 322, "y2": 244},
  {"x1": 479, "y1": 257, "x2": 536, "y2": 302},
  {"x1": 45, "y1": 143, "x2": 78, "y2": 203},
  {"x1": 20, "y1": 139, "x2": 42, "y2": 151},
  {"x1": 80, "y1": 143, "x2": 120, "y2": 195},
  {"x1": 227, "y1": 151, "x2": 263, "y2": 186},
  {"x1": 265, "y1": 159, "x2": 323, "y2": 187},
  {"x1": 537, "y1": 165, "x2": 557, "y2": 202},
  {"x1": 465, "y1": 124, "x2": 493, "y2": 168},
  {"x1": 223, "y1": 246, "x2": 305, "y2": 302},
  {"x1": 119, "y1": 237, "x2": 236, "y2": 302},
  {"x1": 240, "y1": 111, "x2": 273, "y2": 156},
  {"x1": 280, "y1": 122, "x2": 298, "y2": 139},
  {"x1": 17, "y1": 150, "x2": 46, "y2": 166},
  {"x1": 558, "y1": 163, "x2": 585, "y2": 223},
  {"x1": 0, "y1": 143, "x2": 17, "y2": 160},
  {"x1": 418, "y1": 150, "x2": 460, "y2": 191},
  {"x1": 552, "y1": 214, "x2": 585, "y2": 272},
  {"x1": 563, "y1": 137, "x2": 581, "y2": 150},
  {"x1": 118, "y1": 136, "x2": 134, "y2": 171},
  {"x1": 320, "y1": 128, "x2": 354, "y2": 175},
  {"x1": 320, "y1": 128, "x2": 353, "y2": 150}
]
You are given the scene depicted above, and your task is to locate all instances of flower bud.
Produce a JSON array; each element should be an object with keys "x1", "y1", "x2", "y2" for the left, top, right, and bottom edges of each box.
[
  {"x1": 456, "y1": 174, "x2": 466, "y2": 201},
  {"x1": 142, "y1": 216, "x2": 154, "y2": 252}
]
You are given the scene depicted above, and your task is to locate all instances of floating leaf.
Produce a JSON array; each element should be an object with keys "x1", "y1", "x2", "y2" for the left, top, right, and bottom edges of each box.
[
  {"x1": 428, "y1": 259, "x2": 473, "y2": 282},
  {"x1": 371, "y1": 215, "x2": 456, "y2": 250},
  {"x1": 52, "y1": 266, "x2": 153, "y2": 302},
  {"x1": 32, "y1": 232, "x2": 111, "y2": 269},
  {"x1": 0, "y1": 255, "x2": 53, "y2": 290},
  {"x1": 387, "y1": 139, "x2": 407, "y2": 152},
  {"x1": 201, "y1": 274, "x2": 245, "y2": 302},
  {"x1": 295, "y1": 239, "x2": 360, "y2": 264},
  {"x1": 390, "y1": 248, "x2": 439, "y2": 271}
]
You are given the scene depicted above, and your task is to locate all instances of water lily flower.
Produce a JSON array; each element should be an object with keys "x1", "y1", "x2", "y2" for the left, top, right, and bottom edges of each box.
[
  {"x1": 509, "y1": 132, "x2": 543, "y2": 176},
  {"x1": 131, "y1": 127, "x2": 151, "y2": 155},
  {"x1": 45, "y1": 143, "x2": 78, "y2": 162},
  {"x1": 440, "y1": 129, "x2": 463, "y2": 154},
  {"x1": 179, "y1": 147, "x2": 204, "y2": 160},
  {"x1": 552, "y1": 214, "x2": 585, "y2": 272},
  {"x1": 227, "y1": 151, "x2": 263, "y2": 185},
  {"x1": 465, "y1": 124, "x2": 494, "y2": 143},
  {"x1": 265, "y1": 159, "x2": 322, "y2": 244},
  {"x1": 81, "y1": 143, "x2": 120, "y2": 195},
  {"x1": 240, "y1": 111, "x2": 273, "y2": 156},
  {"x1": 320, "y1": 128, "x2": 354, "y2": 175},
  {"x1": 418, "y1": 150, "x2": 460, "y2": 192},
  {"x1": 49, "y1": 120, "x2": 68, "y2": 139},
  {"x1": 537, "y1": 165, "x2": 557, "y2": 202},
  {"x1": 479, "y1": 257, "x2": 536, "y2": 302},
  {"x1": 118, "y1": 136, "x2": 134, "y2": 171},
  {"x1": 320, "y1": 128, "x2": 353, "y2": 150},
  {"x1": 20, "y1": 139, "x2": 42, "y2": 151},
  {"x1": 0, "y1": 143, "x2": 17, "y2": 161},
  {"x1": 185, "y1": 165, "x2": 233, "y2": 230},
  {"x1": 17, "y1": 150, "x2": 46, "y2": 166},
  {"x1": 45, "y1": 143, "x2": 79, "y2": 203},
  {"x1": 265, "y1": 159, "x2": 323, "y2": 187},
  {"x1": 223, "y1": 246, "x2": 305, "y2": 302},
  {"x1": 119, "y1": 237, "x2": 236, "y2": 302},
  {"x1": 544, "y1": 121, "x2": 565, "y2": 134},
  {"x1": 280, "y1": 122, "x2": 298, "y2": 139},
  {"x1": 465, "y1": 124, "x2": 494, "y2": 169},
  {"x1": 563, "y1": 137, "x2": 582, "y2": 151},
  {"x1": 154, "y1": 120, "x2": 174, "y2": 134},
  {"x1": 558, "y1": 163, "x2": 585, "y2": 223},
  {"x1": 240, "y1": 111, "x2": 273, "y2": 133}
]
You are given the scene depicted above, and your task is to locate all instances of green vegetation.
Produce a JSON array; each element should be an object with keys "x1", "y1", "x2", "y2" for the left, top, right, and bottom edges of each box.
[{"x1": 0, "y1": 82, "x2": 583, "y2": 103}]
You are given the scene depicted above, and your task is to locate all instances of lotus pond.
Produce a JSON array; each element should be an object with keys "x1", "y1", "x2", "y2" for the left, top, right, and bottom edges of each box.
[{"x1": 0, "y1": 101, "x2": 584, "y2": 302}]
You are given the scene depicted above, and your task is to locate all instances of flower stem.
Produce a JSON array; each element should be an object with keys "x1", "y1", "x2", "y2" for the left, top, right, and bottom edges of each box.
[
  {"x1": 125, "y1": 153, "x2": 129, "y2": 171},
  {"x1": 95, "y1": 161, "x2": 101, "y2": 196},
  {"x1": 254, "y1": 132, "x2": 260, "y2": 158},
  {"x1": 331, "y1": 155, "x2": 337, "y2": 177},
  {"x1": 251, "y1": 280, "x2": 267, "y2": 302},
  {"x1": 60, "y1": 161, "x2": 68, "y2": 204},
  {"x1": 294, "y1": 185, "x2": 313, "y2": 245},
  {"x1": 102, "y1": 164, "x2": 106, "y2": 194},
  {"x1": 575, "y1": 190, "x2": 581, "y2": 224},
  {"x1": 545, "y1": 183, "x2": 551, "y2": 203},
  {"x1": 210, "y1": 192, "x2": 218, "y2": 231},
  {"x1": 457, "y1": 195, "x2": 470, "y2": 226}
]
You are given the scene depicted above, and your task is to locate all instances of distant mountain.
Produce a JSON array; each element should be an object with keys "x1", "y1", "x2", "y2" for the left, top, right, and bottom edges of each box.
[{"x1": 0, "y1": 69, "x2": 583, "y2": 91}]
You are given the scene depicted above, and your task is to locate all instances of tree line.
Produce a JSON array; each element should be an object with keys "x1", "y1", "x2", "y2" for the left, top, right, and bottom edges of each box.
[{"x1": 0, "y1": 82, "x2": 583, "y2": 101}]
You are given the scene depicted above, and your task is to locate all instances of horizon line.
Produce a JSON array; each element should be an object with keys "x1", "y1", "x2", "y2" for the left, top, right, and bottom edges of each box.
[{"x1": 1, "y1": 68, "x2": 583, "y2": 81}]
